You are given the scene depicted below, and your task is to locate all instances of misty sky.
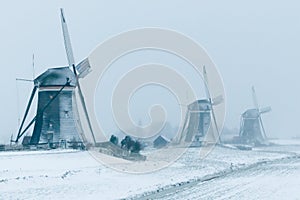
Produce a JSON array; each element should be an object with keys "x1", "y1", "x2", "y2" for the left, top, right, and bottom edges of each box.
[{"x1": 1, "y1": 0, "x2": 300, "y2": 143}]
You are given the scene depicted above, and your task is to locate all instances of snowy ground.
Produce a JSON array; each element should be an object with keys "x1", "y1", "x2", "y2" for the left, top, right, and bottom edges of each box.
[{"x1": 1, "y1": 140, "x2": 300, "y2": 200}]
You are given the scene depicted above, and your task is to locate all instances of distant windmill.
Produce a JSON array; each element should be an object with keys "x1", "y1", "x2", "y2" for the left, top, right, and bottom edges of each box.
[
  {"x1": 179, "y1": 66, "x2": 223, "y2": 146},
  {"x1": 239, "y1": 86, "x2": 271, "y2": 145},
  {"x1": 14, "y1": 9, "x2": 96, "y2": 148}
]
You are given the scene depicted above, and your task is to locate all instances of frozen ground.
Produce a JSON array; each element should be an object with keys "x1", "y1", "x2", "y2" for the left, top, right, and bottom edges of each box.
[{"x1": 0, "y1": 140, "x2": 300, "y2": 200}]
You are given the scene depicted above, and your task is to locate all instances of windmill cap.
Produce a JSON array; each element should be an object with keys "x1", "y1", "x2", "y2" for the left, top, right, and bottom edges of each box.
[
  {"x1": 34, "y1": 67, "x2": 77, "y2": 87},
  {"x1": 188, "y1": 99, "x2": 211, "y2": 111}
]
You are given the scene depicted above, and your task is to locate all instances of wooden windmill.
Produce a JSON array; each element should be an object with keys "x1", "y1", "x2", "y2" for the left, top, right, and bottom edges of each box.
[
  {"x1": 14, "y1": 9, "x2": 96, "y2": 148},
  {"x1": 239, "y1": 86, "x2": 271, "y2": 145},
  {"x1": 178, "y1": 66, "x2": 223, "y2": 146}
]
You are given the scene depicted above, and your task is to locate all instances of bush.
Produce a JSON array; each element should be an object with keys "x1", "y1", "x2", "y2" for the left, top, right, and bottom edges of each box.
[
  {"x1": 121, "y1": 136, "x2": 141, "y2": 153},
  {"x1": 109, "y1": 135, "x2": 119, "y2": 145},
  {"x1": 131, "y1": 141, "x2": 141, "y2": 153}
]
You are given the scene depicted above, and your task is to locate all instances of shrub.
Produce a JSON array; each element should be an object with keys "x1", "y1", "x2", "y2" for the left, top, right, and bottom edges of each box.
[{"x1": 109, "y1": 135, "x2": 119, "y2": 145}]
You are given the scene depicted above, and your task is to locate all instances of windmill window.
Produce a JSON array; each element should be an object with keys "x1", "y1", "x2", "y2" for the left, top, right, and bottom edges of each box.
[
  {"x1": 48, "y1": 123, "x2": 54, "y2": 130},
  {"x1": 64, "y1": 110, "x2": 69, "y2": 118}
]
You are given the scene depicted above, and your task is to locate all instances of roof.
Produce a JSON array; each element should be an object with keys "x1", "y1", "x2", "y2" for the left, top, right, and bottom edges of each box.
[
  {"x1": 242, "y1": 109, "x2": 260, "y2": 118},
  {"x1": 188, "y1": 99, "x2": 211, "y2": 111},
  {"x1": 153, "y1": 135, "x2": 170, "y2": 148},
  {"x1": 34, "y1": 67, "x2": 77, "y2": 87},
  {"x1": 154, "y1": 135, "x2": 170, "y2": 143}
]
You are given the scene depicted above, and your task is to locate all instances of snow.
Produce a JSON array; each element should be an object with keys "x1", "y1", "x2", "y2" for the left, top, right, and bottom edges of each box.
[
  {"x1": 149, "y1": 155, "x2": 300, "y2": 200},
  {"x1": 270, "y1": 138, "x2": 300, "y2": 146},
  {"x1": 0, "y1": 142, "x2": 300, "y2": 200}
]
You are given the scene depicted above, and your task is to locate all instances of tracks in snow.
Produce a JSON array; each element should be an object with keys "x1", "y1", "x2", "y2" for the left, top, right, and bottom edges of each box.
[{"x1": 128, "y1": 148, "x2": 300, "y2": 200}]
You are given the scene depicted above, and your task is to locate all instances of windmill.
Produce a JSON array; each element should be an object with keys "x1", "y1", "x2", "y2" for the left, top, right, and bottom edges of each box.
[
  {"x1": 179, "y1": 66, "x2": 223, "y2": 147},
  {"x1": 239, "y1": 86, "x2": 271, "y2": 145},
  {"x1": 13, "y1": 9, "x2": 96, "y2": 148}
]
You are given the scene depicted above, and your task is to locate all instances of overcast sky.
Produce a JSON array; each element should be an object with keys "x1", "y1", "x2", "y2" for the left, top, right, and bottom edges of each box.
[{"x1": 1, "y1": 0, "x2": 299, "y2": 143}]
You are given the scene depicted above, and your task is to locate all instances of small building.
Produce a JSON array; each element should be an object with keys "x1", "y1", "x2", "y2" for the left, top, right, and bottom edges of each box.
[{"x1": 153, "y1": 135, "x2": 170, "y2": 148}]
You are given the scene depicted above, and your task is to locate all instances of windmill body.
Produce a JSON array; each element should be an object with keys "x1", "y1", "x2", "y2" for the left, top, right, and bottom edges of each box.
[
  {"x1": 238, "y1": 87, "x2": 271, "y2": 146},
  {"x1": 183, "y1": 99, "x2": 212, "y2": 147},
  {"x1": 29, "y1": 67, "x2": 83, "y2": 147},
  {"x1": 239, "y1": 109, "x2": 264, "y2": 145}
]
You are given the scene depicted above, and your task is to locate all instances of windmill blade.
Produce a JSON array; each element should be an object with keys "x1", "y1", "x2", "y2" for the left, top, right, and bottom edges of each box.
[
  {"x1": 212, "y1": 95, "x2": 224, "y2": 106},
  {"x1": 32, "y1": 53, "x2": 35, "y2": 80},
  {"x1": 179, "y1": 109, "x2": 190, "y2": 143},
  {"x1": 210, "y1": 107, "x2": 221, "y2": 143},
  {"x1": 203, "y1": 66, "x2": 222, "y2": 106},
  {"x1": 260, "y1": 106, "x2": 272, "y2": 114},
  {"x1": 259, "y1": 116, "x2": 268, "y2": 140},
  {"x1": 60, "y1": 8, "x2": 75, "y2": 68},
  {"x1": 76, "y1": 58, "x2": 91, "y2": 78},
  {"x1": 60, "y1": 8, "x2": 96, "y2": 145},
  {"x1": 239, "y1": 115, "x2": 244, "y2": 137},
  {"x1": 252, "y1": 86, "x2": 259, "y2": 110},
  {"x1": 61, "y1": 8, "x2": 91, "y2": 78},
  {"x1": 203, "y1": 66, "x2": 221, "y2": 143},
  {"x1": 203, "y1": 66, "x2": 211, "y2": 99}
]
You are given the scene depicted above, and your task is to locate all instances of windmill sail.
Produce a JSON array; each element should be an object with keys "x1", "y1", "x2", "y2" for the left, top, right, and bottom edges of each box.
[
  {"x1": 76, "y1": 58, "x2": 91, "y2": 79},
  {"x1": 260, "y1": 106, "x2": 272, "y2": 114},
  {"x1": 203, "y1": 66, "x2": 221, "y2": 143},
  {"x1": 60, "y1": 8, "x2": 96, "y2": 145},
  {"x1": 252, "y1": 86, "x2": 259, "y2": 110},
  {"x1": 60, "y1": 8, "x2": 75, "y2": 69}
]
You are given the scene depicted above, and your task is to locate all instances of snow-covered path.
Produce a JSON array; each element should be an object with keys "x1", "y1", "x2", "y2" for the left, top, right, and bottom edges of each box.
[
  {"x1": 1, "y1": 141, "x2": 300, "y2": 200},
  {"x1": 131, "y1": 144, "x2": 300, "y2": 200},
  {"x1": 133, "y1": 155, "x2": 300, "y2": 200}
]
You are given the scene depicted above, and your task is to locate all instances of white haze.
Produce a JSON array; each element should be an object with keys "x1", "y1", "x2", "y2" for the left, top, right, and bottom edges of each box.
[{"x1": 0, "y1": 0, "x2": 300, "y2": 143}]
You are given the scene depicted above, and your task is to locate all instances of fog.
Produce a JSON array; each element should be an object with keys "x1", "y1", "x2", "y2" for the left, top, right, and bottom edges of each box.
[{"x1": 0, "y1": 0, "x2": 299, "y2": 143}]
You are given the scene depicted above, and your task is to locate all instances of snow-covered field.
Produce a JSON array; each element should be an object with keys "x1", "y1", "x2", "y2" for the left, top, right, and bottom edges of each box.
[{"x1": 1, "y1": 140, "x2": 300, "y2": 200}]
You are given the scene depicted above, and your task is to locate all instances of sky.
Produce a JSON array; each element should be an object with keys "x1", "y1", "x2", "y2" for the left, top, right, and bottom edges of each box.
[{"x1": 0, "y1": 0, "x2": 300, "y2": 143}]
